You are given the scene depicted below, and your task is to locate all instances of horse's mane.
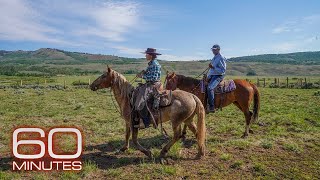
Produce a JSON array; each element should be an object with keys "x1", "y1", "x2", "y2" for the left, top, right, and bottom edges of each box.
[
  {"x1": 111, "y1": 70, "x2": 134, "y2": 99},
  {"x1": 176, "y1": 74, "x2": 201, "y2": 86}
]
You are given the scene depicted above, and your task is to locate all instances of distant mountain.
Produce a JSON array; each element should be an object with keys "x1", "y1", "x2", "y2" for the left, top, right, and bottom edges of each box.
[
  {"x1": 229, "y1": 51, "x2": 320, "y2": 65},
  {"x1": 0, "y1": 48, "x2": 142, "y2": 65},
  {"x1": 0, "y1": 48, "x2": 319, "y2": 76}
]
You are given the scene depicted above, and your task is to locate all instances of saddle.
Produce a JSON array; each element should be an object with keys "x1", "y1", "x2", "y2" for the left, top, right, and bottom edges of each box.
[
  {"x1": 214, "y1": 79, "x2": 236, "y2": 94},
  {"x1": 201, "y1": 76, "x2": 236, "y2": 110},
  {"x1": 130, "y1": 82, "x2": 172, "y2": 129},
  {"x1": 201, "y1": 78, "x2": 236, "y2": 94}
]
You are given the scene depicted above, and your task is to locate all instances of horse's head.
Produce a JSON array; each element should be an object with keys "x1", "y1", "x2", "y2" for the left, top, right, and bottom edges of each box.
[
  {"x1": 90, "y1": 66, "x2": 114, "y2": 91},
  {"x1": 165, "y1": 71, "x2": 178, "y2": 90}
]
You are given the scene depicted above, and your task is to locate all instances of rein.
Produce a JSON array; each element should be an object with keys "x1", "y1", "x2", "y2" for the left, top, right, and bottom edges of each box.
[
  {"x1": 108, "y1": 75, "x2": 169, "y2": 137},
  {"x1": 108, "y1": 76, "x2": 136, "y2": 118},
  {"x1": 195, "y1": 67, "x2": 209, "y2": 79}
]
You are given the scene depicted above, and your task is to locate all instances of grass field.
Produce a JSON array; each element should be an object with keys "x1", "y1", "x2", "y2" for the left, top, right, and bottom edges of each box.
[{"x1": 0, "y1": 75, "x2": 319, "y2": 179}]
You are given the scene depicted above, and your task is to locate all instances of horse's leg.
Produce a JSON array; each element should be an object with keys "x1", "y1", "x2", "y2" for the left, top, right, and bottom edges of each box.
[
  {"x1": 159, "y1": 124, "x2": 182, "y2": 159},
  {"x1": 181, "y1": 125, "x2": 188, "y2": 142},
  {"x1": 248, "y1": 111, "x2": 254, "y2": 134},
  {"x1": 132, "y1": 127, "x2": 152, "y2": 158},
  {"x1": 184, "y1": 114, "x2": 197, "y2": 137},
  {"x1": 234, "y1": 102, "x2": 254, "y2": 134},
  {"x1": 118, "y1": 122, "x2": 131, "y2": 152},
  {"x1": 241, "y1": 109, "x2": 252, "y2": 138},
  {"x1": 233, "y1": 101, "x2": 242, "y2": 111},
  {"x1": 181, "y1": 113, "x2": 195, "y2": 141}
]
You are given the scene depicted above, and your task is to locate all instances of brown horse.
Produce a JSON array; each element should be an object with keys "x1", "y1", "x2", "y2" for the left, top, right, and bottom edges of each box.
[
  {"x1": 165, "y1": 72, "x2": 260, "y2": 138},
  {"x1": 90, "y1": 66, "x2": 206, "y2": 159}
]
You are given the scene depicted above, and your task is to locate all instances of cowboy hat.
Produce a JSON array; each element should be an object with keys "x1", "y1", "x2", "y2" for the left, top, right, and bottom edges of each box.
[{"x1": 141, "y1": 48, "x2": 162, "y2": 55}]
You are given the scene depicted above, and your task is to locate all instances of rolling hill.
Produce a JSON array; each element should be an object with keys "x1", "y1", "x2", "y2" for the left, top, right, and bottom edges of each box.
[{"x1": 0, "y1": 48, "x2": 319, "y2": 76}]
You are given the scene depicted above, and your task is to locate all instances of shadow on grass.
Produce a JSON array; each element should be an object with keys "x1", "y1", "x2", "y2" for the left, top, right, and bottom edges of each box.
[
  {"x1": 83, "y1": 134, "x2": 169, "y2": 170},
  {"x1": 84, "y1": 134, "x2": 198, "y2": 170},
  {"x1": 0, "y1": 135, "x2": 198, "y2": 171},
  {"x1": 85, "y1": 134, "x2": 169, "y2": 153},
  {"x1": 0, "y1": 156, "x2": 12, "y2": 171}
]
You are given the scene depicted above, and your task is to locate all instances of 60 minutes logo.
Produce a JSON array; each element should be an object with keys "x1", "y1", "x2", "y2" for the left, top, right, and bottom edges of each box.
[{"x1": 11, "y1": 127, "x2": 83, "y2": 171}]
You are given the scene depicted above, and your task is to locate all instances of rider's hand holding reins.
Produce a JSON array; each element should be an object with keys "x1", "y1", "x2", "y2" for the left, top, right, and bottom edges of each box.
[
  {"x1": 208, "y1": 63, "x2": 214, "y2": 68},
  {"x1": 137, "y1": 70, "x2": 145, "y2": 78}
]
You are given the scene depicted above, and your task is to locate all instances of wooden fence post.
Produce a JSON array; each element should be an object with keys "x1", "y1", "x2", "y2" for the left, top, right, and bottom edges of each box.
[
  {"x1": 257, "y1": 78, "x2": 260, "y2": 87},
  {"x1": 45, "y1": 80, "x2": 47, "y2": 86},
  {"x1": 263, "y1": 78, "x2": 266, "y2": 87},
  {"x1": 64, "y1": 80, "x2": 66, "y2": 89},
  {"x1": 20, "y1": 80, "x2": 23, "y2": 86},
  {"x1": 286, "y1": 77, "x2": 289, "y2": 88},
  {"x1": 304, "y1": 78, "x2": 307, "y2": 85},
  {"x1": 88, "y1": 79, "x2": 91, "y2": 85}
]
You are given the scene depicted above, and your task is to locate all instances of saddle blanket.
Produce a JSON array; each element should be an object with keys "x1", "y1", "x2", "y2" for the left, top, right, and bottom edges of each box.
[{"x1": 201, "y1": 79, "x2": 236, "y2": 94}]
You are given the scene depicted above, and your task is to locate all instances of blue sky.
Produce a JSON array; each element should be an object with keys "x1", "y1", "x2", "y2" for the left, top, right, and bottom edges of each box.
[{"x1": 0, "y1": 0, "x2": 319, "y2": 60}]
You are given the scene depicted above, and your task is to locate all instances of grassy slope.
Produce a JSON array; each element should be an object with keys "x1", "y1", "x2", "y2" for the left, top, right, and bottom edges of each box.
[
  {"x1": 1, "y1": 48, "x2": 320, "y2": 76},
  {"x1": 0, "y1": 75, "x2": 319, "y2": 179}
]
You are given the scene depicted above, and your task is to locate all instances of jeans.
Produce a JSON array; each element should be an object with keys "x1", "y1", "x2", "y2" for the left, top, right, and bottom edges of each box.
[{"x1": 207, "y1": 75, "x2": 224, "y2": 109}]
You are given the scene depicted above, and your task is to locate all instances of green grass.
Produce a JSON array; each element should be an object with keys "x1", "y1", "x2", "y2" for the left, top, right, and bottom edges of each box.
[{"x1": 0, "y1": 75, "x2": 319, "y2": 179}]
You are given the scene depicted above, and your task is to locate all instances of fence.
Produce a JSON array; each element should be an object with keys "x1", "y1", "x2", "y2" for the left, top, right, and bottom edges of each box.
[
  {"x1": 0, "y1": 77, "x2": 319, "y2": 89},
  {"x1": 253, "y1": 77, "x2": 319, "y2": 89}
]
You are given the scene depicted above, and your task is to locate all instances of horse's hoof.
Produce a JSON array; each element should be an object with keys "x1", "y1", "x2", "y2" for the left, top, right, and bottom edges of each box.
[
  {"x1": 159, "y1": 157, "x2": 167, "y2": 165},
  {"x1": 195, "y1": 154, "x2": 205, "y2": 160},
  {"x1": 181, "y1": 136, "x2": 186, "y2": 142},
  {"x1": 115, "y1": 147, "x2": 128, "y2": 155},
  {"x1": 146, "y1": 151, "x2": 153, "y2": 159},
  {"x1": 241, "y1": 134, "x2": 248, "y2": 139},
  {"x1": 160, "y1": 135, "x2": 170, "y2": 141},
  {"x1": 115, "y1": 149, "x2": 124, "y2": 155},
  {"x1": 249, "y1": 129, "x2": 254, "y2": 134}
]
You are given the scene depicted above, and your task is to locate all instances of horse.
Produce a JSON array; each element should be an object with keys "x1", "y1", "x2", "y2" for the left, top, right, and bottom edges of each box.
[
  {"x1": 165, "y1": 72, "x2": 260, "y2": 138},
  {"x1": 90, "y1": 66, "x2": 206, "y2": 159}
]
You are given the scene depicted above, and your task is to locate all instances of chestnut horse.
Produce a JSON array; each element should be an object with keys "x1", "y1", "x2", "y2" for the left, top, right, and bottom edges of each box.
[
  {"x1": 90, "y1": 67, "x2": 206, "y2": 159},
  {"x1": 165, "y1": 72, "x2": 260, "y2": 138}
]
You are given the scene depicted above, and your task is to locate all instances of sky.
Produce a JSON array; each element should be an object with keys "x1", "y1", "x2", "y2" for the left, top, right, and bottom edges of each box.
[{"x1": 0, "y1": 0, "x2": 319, "y2": 61}]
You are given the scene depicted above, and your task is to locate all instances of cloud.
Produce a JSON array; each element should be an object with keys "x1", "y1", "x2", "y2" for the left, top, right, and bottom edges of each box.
[
  {"x1": 272, "y1": 14, "x2": 320, "y2": 34},
  {"x1": 272, "y1": 21, "x2": 301, "y2": 34},
  {"x1": 0, "y1": 0, "x2": 144, "y2": 44},
  {"x1": 303, "y1": 14, "x2": 320, "y2": 24},
  {"x1": 110, "y1": 45, "x2": 208, "y2": 61},
  {"x1": 0, "y1": 0, "x2": 65, "y2": 43},
  {"x1": 159, "y1": 54, "x2": 205, "y2": 61},
  {"x1": 74, "y1": 1, "x2": 142, "y2": 42},
  {"x1": 272, "y1": 42, "x2": 298, "y2": 52},
  {"x1": 111, "y1": 46, "x2": 144, "y2": 56}
]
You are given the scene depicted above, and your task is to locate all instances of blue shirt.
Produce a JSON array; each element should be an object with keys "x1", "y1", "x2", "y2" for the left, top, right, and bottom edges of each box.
[
  {"x1": 207, "y1": 53, "x2": 227, "y2": 76},
  {"x1": 143, "y1": 59, "x2": 161, "y2": 82}
]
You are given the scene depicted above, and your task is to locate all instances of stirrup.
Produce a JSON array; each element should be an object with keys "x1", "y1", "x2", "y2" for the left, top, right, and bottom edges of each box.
[{"x1": 133, "y1": 119, "x2": 146, "y2": 129}]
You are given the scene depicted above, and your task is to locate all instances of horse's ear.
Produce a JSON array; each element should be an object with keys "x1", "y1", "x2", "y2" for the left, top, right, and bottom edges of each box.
[
  {"x1": 172, "y1": 72, "x2": 176, "y2": 76},
  {"x1": 107, "y1": 65, "x2": 111, "y2": 73}
]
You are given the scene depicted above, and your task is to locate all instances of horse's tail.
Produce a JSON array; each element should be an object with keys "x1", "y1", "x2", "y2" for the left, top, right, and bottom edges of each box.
[
  {"x1": 250, "y1": 83, "x2": 260, "y2": 123},
  {"x1": 193, "y1": 94, "x2": 206, "y2": 156}
]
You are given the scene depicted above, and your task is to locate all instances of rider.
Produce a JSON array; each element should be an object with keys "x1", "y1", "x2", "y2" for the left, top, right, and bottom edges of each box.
[
  {"x1": 135, "y1": 48, "x2": 162, "y2": 128},
  {"x1": 138, "y1": 48, "x2": 162, "y2": 85},
  {"x1": 207, "y1": 44, "x2": 227, "y2": 113}
]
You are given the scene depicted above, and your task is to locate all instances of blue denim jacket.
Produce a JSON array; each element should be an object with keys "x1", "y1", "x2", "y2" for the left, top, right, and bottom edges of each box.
[{"x1": 207, "y1": 53, "x2": 227, "y2": 77}]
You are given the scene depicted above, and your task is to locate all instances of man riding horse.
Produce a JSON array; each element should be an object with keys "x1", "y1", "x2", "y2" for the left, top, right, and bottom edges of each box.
[
  {"x1": 207, "y1": 44, "x2": 227, "y2": 113},
  {"x1": 134, "y1": 48, "x2": 162, "y2": 129}
]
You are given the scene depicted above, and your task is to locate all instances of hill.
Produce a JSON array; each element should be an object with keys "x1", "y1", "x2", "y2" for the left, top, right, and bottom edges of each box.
[
  {"x1": 229, "y1": 51, "x2": 320, "y2": 65},
  {"x1": 0, "y1": 48, "x2": 320, "y2": 76}
]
